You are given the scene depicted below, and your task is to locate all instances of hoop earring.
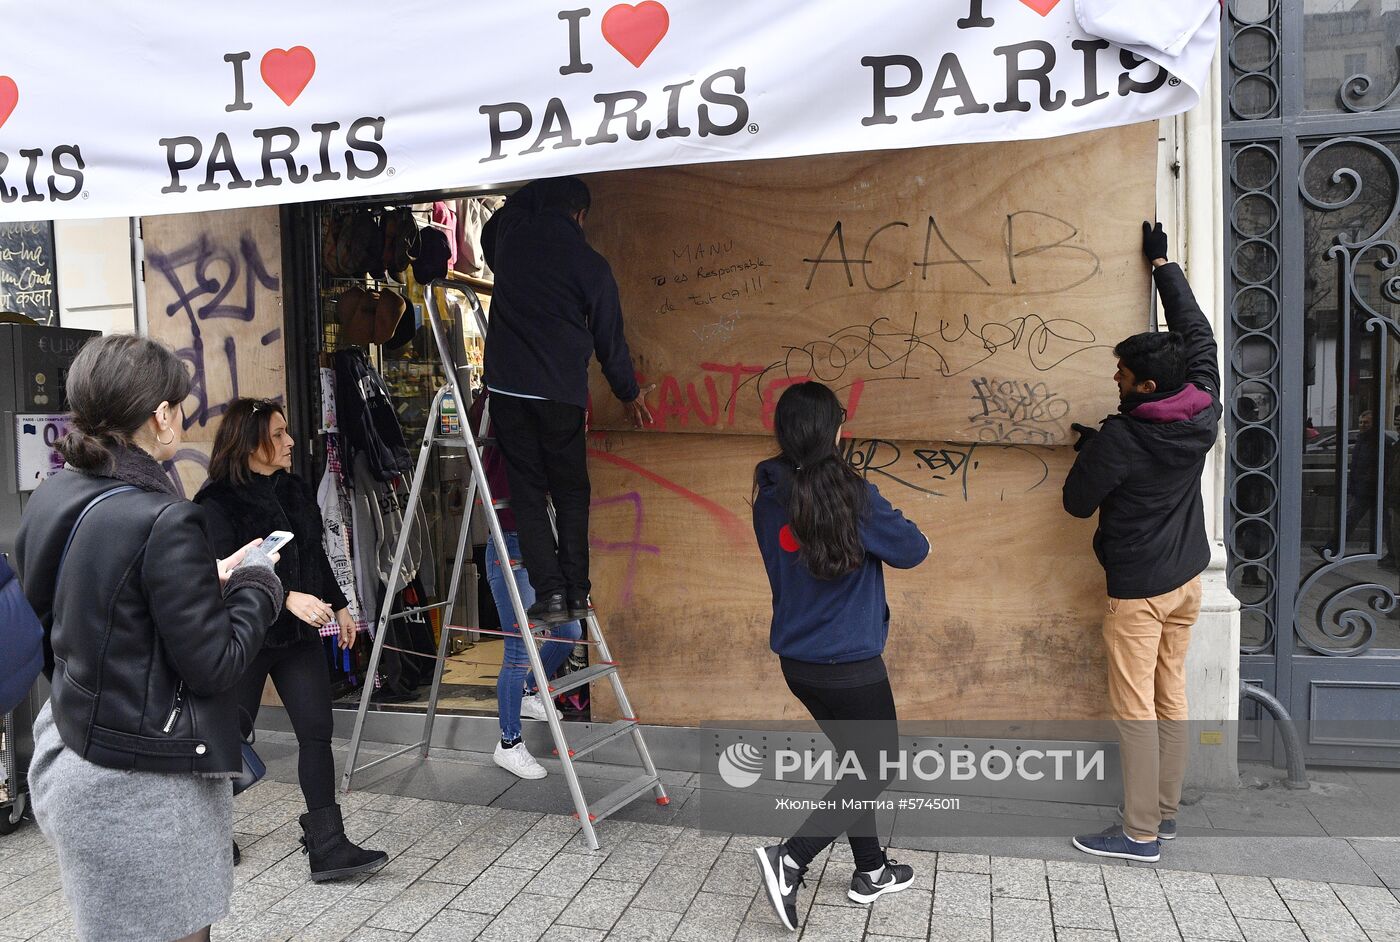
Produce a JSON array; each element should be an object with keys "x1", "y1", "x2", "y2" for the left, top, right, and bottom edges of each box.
[{"x1": 157, "y1": 427, "x2": 175, "y2": 446}]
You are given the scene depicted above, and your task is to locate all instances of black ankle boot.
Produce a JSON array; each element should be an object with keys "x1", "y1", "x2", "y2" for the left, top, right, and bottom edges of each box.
[
  {"x1": 527, "y1": 591, "x2": 570, "y2": 625},
  {"x1": 299, "y1": 805, "x2": 389, "y2": 883},
  {"x1": 232, "y1": 839, "x2": 241, "y2": 866},
  {"x1": 566, "y1": 595, "x2": 591, "y2": 620}
]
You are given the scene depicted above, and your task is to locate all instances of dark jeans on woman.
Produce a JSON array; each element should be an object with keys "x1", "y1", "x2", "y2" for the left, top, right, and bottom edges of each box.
[
  {"x1": 781, "y1": 659, "x2": 899, "y2": 873},
  {"x1": 490, "y1": 394, "x2": 591, "y2": 599},
  {"x1": 238, "y1": 637, "x2": 336, "y2": 812}
]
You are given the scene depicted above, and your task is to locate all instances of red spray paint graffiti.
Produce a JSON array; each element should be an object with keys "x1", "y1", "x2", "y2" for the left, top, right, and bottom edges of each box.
[
  {"x1": 634, "y1": 361, "x2": 865, "y2": 433},
  {"x1": 587, "y1": 444, "x2": 749, "y2": 547}
]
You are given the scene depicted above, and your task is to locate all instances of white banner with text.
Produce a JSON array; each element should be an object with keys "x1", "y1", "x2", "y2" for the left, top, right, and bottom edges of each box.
[{"x1": 0, "y1": 0, "x2": 1218, "y2": 221}]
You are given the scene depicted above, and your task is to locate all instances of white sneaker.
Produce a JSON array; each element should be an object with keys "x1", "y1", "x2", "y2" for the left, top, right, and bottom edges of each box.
[
  {"x1": 519, "y1": 693, "x2": 549, "y2": 721},
  {"x1": 494, "y1": 742, "x2": 547, "y2": 779}
]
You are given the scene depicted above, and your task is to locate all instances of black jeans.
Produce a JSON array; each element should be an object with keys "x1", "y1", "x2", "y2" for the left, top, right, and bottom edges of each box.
[
  {"x1": 490, "y1": 394, "x2": 591, "y2": 599},
  {"x1": 782, "y1": 671, "x2": 899, "y2": 872},
  {"x1": 238, "y1": 637, "x2": 336, "y2": 812}
]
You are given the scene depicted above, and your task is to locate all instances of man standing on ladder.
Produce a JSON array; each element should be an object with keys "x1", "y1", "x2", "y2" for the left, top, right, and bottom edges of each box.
[{"x1": 483, "y1": 177, "x2": 652, "y2": 626}]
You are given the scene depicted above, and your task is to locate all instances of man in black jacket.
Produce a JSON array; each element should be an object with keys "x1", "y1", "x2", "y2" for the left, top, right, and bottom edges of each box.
[
  {"x1": 1063, "y1": 222, "x2": 1222, "y2": 863},
  {"x1": 483, "y1": 177, "x2": 651, "y2": 625}
]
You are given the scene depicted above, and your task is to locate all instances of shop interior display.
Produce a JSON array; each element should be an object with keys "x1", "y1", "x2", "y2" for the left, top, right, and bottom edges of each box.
[{"x1": 310, "y1": 196, "x2": 588, "y2": 720}]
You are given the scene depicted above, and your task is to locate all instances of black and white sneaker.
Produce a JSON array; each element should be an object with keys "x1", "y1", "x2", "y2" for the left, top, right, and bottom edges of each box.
[
  {"x1": 848, "y1": 856, "x2": 915, "y2": 903},
  {"x1": 755, "y1": 843, "x2": 805, "y2": 931}
]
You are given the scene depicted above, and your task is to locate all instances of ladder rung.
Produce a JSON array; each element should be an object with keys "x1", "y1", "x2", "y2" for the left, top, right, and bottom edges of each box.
[
  {"x1": 579, "y1": 773, "x2": 660, "y2": 825},
  {"x1": 552, "y1": 719, "x2": 638, "y2": 760},
  {"x1": 547, "y1": 663, "x2": 617, "y2": 697},
  {"x1": 388, "y1": 601, "x2": 451, "y2": 621}
]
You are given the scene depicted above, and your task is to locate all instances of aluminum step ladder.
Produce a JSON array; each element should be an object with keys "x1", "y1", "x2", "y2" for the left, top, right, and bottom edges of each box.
[{"x1": 341, "y1": 279, "x2": 668, "y2": 849}]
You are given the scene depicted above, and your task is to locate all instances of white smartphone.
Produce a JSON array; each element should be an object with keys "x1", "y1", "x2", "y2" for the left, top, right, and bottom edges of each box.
[{"x1": 258, "y1": 530, "x2": 295, "y2": 556}]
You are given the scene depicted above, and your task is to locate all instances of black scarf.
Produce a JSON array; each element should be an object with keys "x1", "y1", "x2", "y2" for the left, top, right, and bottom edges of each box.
[{"x1": 195, "y1": 471, "x2": 327, "y2": 647}]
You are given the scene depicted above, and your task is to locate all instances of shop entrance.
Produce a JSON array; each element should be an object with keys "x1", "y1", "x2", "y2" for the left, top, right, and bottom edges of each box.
[
  {"x1": 1224, "y1": 1, "x2": 1400, "y2": 767},
  {"x1": 282, "y1": 192, "x2": 593, "y2": 727}
]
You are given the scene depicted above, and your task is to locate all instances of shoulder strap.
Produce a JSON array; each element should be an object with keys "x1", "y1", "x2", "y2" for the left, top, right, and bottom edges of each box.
[{"x1": 55, "y1": 485, "x2": 141, "y2": 590}]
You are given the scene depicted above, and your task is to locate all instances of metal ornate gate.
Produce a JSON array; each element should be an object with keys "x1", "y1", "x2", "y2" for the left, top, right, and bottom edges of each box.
[{"x1": 1226, "y1": 1, "x2": 1400, "y2": 767}]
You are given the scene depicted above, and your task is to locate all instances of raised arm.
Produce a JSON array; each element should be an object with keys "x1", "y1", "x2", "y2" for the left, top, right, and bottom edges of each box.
[{"x1": 1144, "y1": 221, "x2": 1219, "y2": 396}]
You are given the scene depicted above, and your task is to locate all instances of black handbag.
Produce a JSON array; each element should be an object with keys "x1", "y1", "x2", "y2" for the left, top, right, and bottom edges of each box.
[
  {"x1": 232, "y1": 708, "x2": 265, "y2": 796},
  {"x1": 233, "y1": 738, "x2": 266, "y2": 796}
]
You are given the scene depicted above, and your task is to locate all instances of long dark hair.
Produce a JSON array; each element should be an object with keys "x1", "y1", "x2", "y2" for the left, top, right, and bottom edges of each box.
[
  {"x1": 56, "y1": 334, "x2": 190, "y2": 473},
  {"x1": 207, "y1": 398, "x2": 284, "y2": 486},
  {"x1": 771, "y1": 382, "x2": 866, "y2": 579}
]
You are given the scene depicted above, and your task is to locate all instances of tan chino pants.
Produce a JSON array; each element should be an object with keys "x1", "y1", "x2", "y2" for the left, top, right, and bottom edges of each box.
[{"x1": 1102, "y1": 576, "x2": 1202, "y2": 842}]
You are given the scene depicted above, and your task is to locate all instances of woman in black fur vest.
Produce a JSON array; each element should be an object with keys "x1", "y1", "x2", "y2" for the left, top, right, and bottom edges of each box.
[{"x1": 196, "y1": 398, "x2": 388, "y2": 883}]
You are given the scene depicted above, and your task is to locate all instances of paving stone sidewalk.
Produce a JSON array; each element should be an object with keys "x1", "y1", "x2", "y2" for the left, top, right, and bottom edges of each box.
[{"x1": 5, "y1": 769, "x2": 1400, "y2": 941}]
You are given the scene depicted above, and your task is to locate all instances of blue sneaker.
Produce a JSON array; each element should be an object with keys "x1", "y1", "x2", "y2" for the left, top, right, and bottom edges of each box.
[
  {"x1": 1117, "y1": 804, "x2": 1177, "y2": 841},
  {"x1": 1072, "y1": 825, "x2": 1161, "y2": 862}
]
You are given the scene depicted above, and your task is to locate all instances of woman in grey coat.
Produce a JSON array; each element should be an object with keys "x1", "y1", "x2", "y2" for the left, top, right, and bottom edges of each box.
[{"x1": 15, "y1": 334, "x2": 284, "y2": 942}]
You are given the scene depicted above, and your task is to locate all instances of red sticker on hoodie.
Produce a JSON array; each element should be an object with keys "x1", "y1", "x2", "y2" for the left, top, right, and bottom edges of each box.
[{"x1": 778, "y1": 524, "x2": 800, "y2": 553}]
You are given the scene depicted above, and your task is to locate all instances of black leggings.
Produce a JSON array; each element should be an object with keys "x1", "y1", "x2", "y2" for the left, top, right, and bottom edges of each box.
[
  {"x1": 782, "y1": 672, "x2": 899, "y2": 873},
  {"x1": 238, "y1": 638, "x2": 336, "y2": 812}
]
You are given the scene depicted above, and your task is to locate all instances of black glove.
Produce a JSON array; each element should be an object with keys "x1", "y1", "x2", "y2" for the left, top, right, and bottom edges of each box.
[
  {"x1": 1142, "y1": 220, "x2": 1168, "y2": 264},
  {"x1": 1071, "y1": 422, "x2": 1098, "y2": 452}
]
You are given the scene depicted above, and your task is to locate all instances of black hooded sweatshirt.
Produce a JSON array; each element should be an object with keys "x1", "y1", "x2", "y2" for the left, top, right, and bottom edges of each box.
[
  {"x1": 1063, "y1": 263, "x2": 1222, "y2": 599},
  {"x1": 481, "y1": 182, "x2": 640, "y2": 409}
]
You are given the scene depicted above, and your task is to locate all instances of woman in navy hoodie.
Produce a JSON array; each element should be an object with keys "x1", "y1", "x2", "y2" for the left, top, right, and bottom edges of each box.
[{"x1": 751, "y1": 381, "x2": 929, "y2": 932}]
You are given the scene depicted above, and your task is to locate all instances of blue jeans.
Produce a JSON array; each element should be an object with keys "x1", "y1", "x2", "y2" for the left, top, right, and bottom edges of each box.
[{"x1": 485, "y1": 532, "x2": 582, "y2": 741}]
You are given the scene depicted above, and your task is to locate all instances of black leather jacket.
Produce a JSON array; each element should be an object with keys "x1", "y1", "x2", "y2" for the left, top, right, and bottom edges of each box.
[{"x1": 15, "y1": 449, "x2": 282, "y2": 775}]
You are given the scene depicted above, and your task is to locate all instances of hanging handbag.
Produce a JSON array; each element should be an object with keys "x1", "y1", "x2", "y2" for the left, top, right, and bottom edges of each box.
[
  {"x1": 232, "y1": 737, "x2": 266, "y2": 796},
  {"x1": 232, "y1": 707, "x2": 265, "y2": 795}
]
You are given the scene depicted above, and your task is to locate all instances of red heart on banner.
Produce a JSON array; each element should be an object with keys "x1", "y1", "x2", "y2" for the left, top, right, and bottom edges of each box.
[
  {"x1": 1019, "y1": 0, "x2": 1062, "y2": 14},
  {"x1": 602, "y1": 2, "x2": 670, "y2": 68},
  {"x1": 0, "y1": 77, "x2": 17, "y2": 130},
  {"x1": 260, "y1": 46, "x2": 316, "y2": 106}
]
